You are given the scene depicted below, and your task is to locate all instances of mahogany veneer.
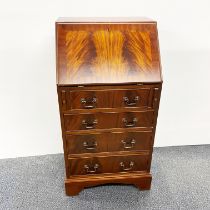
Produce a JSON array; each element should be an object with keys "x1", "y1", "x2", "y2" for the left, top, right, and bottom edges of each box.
[{"x1": 56, "y1": 17, "x2": 162, "y2": 196}]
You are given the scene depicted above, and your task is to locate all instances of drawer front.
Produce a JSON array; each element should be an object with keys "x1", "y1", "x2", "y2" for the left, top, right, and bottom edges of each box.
[
  {"x1": 61, "y1": 88, "x2": 153, "y2": 110},
  {"x1": 64, "y1": 111, "x2": 154, "y2": 131},
  {"x1": 108, "y1": 131, "x2": 152, "y2": 152},
  {"x1": 68, "y1": 154, "x2": 149, "y2": 175},
  {"x1": 66, "y1": 133, "x2": 107, "y2": 154},
  {"x1": 66, "y1": 131, "x2": 152, "y2": 155}
]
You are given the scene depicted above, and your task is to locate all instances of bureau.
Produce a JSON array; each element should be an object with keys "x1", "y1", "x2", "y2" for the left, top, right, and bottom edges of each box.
[{"x1": 56, "y1": 17, "x2": 162, "y2": 196}]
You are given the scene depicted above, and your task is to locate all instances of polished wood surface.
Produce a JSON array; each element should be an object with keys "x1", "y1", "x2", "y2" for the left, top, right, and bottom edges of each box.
[
  {"x1": 63, "y1": 110, "x2": 154, "y2": 131},
  {"x1": 56, "y1": 17, "x2": 162, "y2": 196},
  {"x1": 68, "y1": 153, "x2": 149, "y2": 176},
  {"x1": 66, "y1": 130, "x2": 153, "y2": 155},
  {"x1": 56, "y1": 21, "x2": 162, "y2": 85},
  {"x1": 65, "y1": 173, "x2": 152, "y2": 196},
  {"x1": 60, "y1": 86, "x2": 154, "y2": 111}
]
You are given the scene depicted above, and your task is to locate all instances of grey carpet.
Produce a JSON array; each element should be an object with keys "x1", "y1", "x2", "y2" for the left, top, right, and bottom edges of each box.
[{"x1": 0, "y1": 145, "x2": 210, "y2": 210}]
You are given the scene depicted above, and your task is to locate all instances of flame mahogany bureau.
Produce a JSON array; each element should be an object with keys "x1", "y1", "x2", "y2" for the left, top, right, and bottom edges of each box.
[{"x1": 56, "y1": 17, "x2": 162, "y2": 196}]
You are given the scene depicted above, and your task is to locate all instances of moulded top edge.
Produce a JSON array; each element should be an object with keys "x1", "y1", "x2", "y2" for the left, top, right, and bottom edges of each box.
[
  {"x1": 56, "y1": 17, "x2": 156, "y2": 24},
  {"x1": 56, "y1": 81, "x2": 163, "y2": 86}
]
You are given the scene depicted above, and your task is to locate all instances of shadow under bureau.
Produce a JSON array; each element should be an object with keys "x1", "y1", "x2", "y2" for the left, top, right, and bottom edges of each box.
[{"x1": 56, "y1": 17, "x2": 162, "y2": 196}]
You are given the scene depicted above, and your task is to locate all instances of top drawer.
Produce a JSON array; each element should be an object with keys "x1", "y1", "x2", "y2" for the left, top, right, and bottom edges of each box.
[{"x1": 59, "y1": 86, "x2": 157, "y2": 111}]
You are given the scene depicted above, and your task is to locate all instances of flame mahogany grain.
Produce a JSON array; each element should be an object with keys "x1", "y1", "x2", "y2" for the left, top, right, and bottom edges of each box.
[
  {"x1": 56, "y1": 18, "x2": 162, "y2": 85},
  {"x1": 56, "y1": 17, "x2": 162, "y2": 196}
]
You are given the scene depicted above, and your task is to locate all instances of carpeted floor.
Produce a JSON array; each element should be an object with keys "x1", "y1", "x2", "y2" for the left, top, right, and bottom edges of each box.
[{"x1": 0, "y1": 145, "x2": 210, "y2": 210}]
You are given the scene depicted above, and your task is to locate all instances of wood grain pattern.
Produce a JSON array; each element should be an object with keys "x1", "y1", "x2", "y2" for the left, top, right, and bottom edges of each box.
[
  {"x1": 126, "y1": 32, "x2": 152, "y2": 73},
  {"x1": 65, "y1": 31, "x2": 89, "y2": 78},
  {"x1": 56, "y1": 22, "x2": 162, "y2": 85},
  {"x1": 57, "y1": 83, "x2": 161, "y2": 195},
  {"x1": 56, "y1": 18, "x2": 162, "y2": 196},
  {"x1": 92, "y1": 30, "x2": 128, "y2": 79},
  {"x1": 66, "y1": 130, "x2": 153, "y2": 155},
  {"x1": 68, "y1": 153, "x2": 149, "y2": 176},
  {"x1": 63, "y1": 110, "x2": 154, "y2": 132},
  {"x1": 64, "y1": 30, "x2": 153, "y2": 81},
  {"x1": 60, "y1": 86, "x2": 155, "y2": 111}
]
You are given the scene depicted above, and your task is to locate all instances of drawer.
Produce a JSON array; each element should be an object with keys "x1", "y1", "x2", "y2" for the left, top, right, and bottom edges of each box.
[
  {"x1": 68, "y1": 154, "x2": 149, "y2": 175},
  {"x1": 60, "y1": 87, "x2": 154, "y2": 111},
  {"x1": 63, "y1": 110, "x2": 154, "y2": 131},
  {"x1": 66, "y1": 131, "x2": 152, "y2": 155}
]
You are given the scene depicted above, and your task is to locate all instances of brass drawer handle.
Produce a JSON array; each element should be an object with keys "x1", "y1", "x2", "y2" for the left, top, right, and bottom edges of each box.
[
  {"x1": 123, "y1": 96, "x2": 139, "y2": 106},
  {"x1": 83, "y1": 141, "x2": 97, "y2": 150},
  {"x1": 81, "y1": 97, "x2": 97, "y2": 109},
  {"x1": 84, "y1": 163, "x2": 99, "y2": 173},
  {"x1": 121, "y1": 139, "x2": 136, "y2": 149},
  {"x1": 82, "y1": 119, "x2": 98, "y2": 129},
  {"x1": 120, "y1": 161, "x2": 134, "y2": 171},
  {"x1": 122, "y1": 118, "x2": 138, "y2": 127}
]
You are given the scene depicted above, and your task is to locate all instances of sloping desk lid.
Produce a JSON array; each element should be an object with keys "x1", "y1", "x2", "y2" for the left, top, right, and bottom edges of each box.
[{"x1": 56, "y1": 17, "x2": 162, "y2": 85}]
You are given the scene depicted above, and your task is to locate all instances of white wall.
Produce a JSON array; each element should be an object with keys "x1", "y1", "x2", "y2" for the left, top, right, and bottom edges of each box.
[{"x1": 0, "y1": 0, "x2": 210, "y2": 159}]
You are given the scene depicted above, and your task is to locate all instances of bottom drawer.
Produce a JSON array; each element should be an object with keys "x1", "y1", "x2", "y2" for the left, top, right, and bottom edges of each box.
[{"x1": 68, "y1": 154, "x2": 149, "y2": 176}]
